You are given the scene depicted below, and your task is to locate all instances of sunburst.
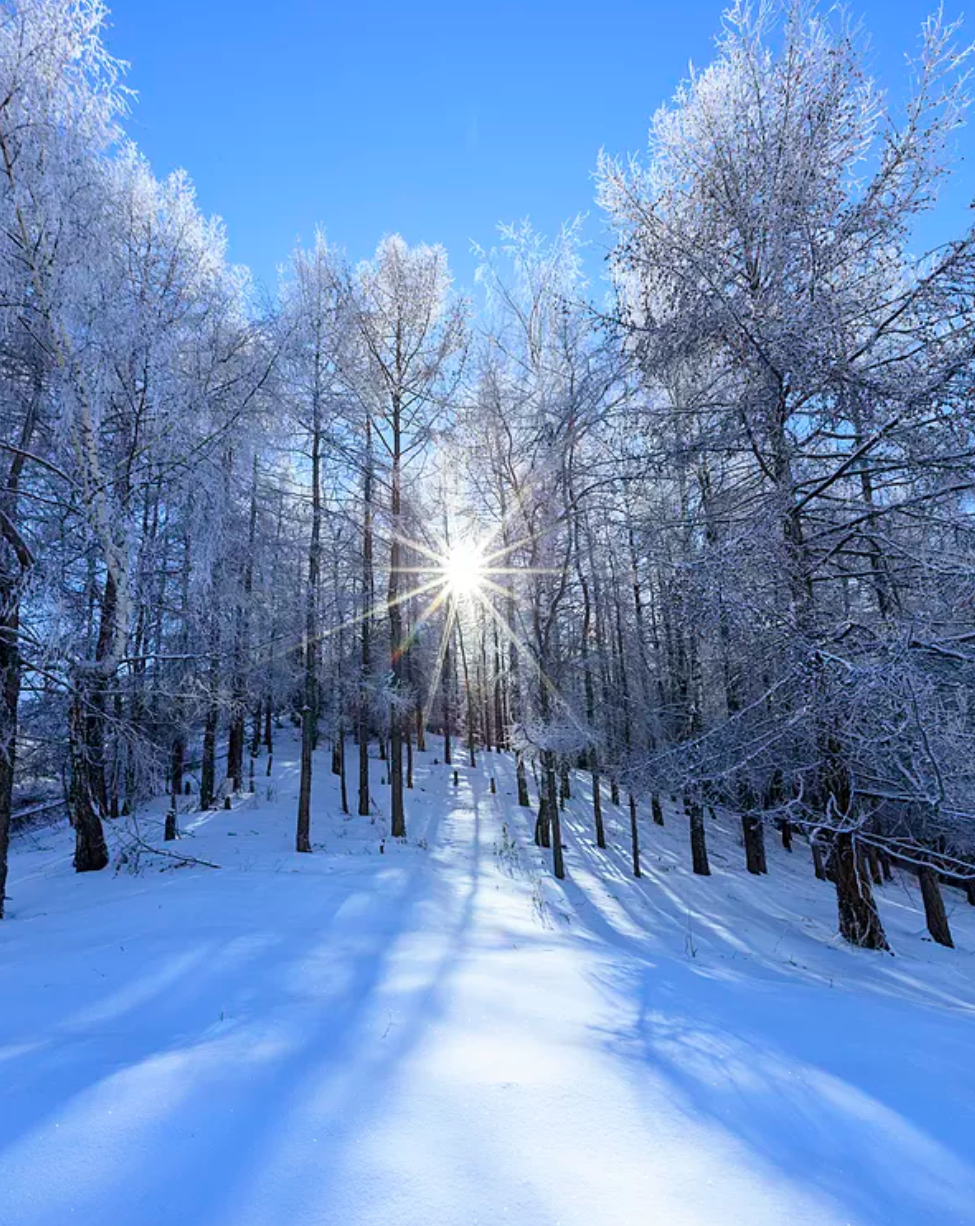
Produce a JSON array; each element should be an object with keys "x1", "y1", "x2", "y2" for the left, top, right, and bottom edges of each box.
[{"x1": 439, "y1": 538, "x2": 487, "y2": 598}]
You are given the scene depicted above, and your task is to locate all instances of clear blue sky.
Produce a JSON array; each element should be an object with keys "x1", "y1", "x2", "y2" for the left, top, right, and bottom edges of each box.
[{"x1": 106, "y1": 0, "x2": 973, "y2": 296}]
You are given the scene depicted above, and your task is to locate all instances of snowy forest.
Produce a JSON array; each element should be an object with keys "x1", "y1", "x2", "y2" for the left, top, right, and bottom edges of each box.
[
  {"x1": 4, "y1": 0, "x2": 975, "y2": 948},
  {"x1": 4, "y1": 1, "x2": 975, "y2": 1221}
]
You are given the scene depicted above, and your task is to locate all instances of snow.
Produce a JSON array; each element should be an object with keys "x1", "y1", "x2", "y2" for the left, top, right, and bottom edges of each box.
[{"x1": 3, "y1": 738, "x2": 975, "y2": 1226}]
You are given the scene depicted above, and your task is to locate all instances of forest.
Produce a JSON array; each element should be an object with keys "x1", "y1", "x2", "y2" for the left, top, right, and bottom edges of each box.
[
  {"x1": 5, "y1": 2, "x2": 975, "y2": 1222},
  {"x1": 3, "y1": 0, "x2": 975, "y2": 957}
]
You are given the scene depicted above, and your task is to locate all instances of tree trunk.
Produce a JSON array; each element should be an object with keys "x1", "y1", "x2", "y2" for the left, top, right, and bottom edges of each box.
[
  {"x1": 358, "y1": 420, "x2": 373, "y2": 818},
  {"x1": 918, "y1": 864, "x2": 953, "y2": 948},
  {"x1": 250, "y1": 700, "x2": 263, "y2": 759},
  {"x1": 516, "y1": 752, "x2": 530, "y2": 807},
  {"x1": 442, "y1": 616, "x2": 453, "y2": 767},
  {"x1": 0, "y1": 389, "x2": 37, "y2": 916},
  {"x1": 629, "y1": 792, "x2": 641, "y2": 877},
  {"x1": 388, "y1": 403, "x2": 405, "y2": 839},
  {"x1": 545, "y1": 750, "x2": 565, "y2": 879},
  {"x1": 687, "y1": 794, "x2": 710, "y2": 876},
  {"x1": 741, "y1": 811, "x2": 767, "y2": 875},
  {"x1": 0, "y1": 573, "x2": 22, "y2": 916},
  {"x1": 227, "y1": 720, "x2": 244, "y2": 796},
  {"x1": 296, "y1": 700, "x2": 313, "y2": 853},
  {"x1": 592, "y1": 767, "x2": 606, "y2": 849},
  {"x1": 492, "y1": 621, "x2": 505, "y2": 751},
  {"x1": 457, "y1": 616, "x2": 476, "y2": 769},
  {"x1": 200, "y1": 698, "x2": 218, "y2": 810},
  {"x1": 167, "y1": 733, "x2": 184, "y2": 841},
  {"x1": 338, "y1": 726, "x2": 349, "y2": 814},
  {"x1": 68, "y1": 700, "x2": 108, "y2": 873},
  {"x1": 535, "y1": 786, "x2": 551, "y2": 848},
  {"x1": 834, "y1": 833, "x2": 889, "y2": 950},
  {"x1": 297, "y1": 406, "x2": 323, "y2": 854}
]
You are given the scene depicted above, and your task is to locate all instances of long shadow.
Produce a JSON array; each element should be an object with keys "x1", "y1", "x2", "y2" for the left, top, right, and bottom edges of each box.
[
  {"x1": 0, "y1": 749, "x2": 486, "y2": 1226},
  {"x1": 546, "y1": 771, "x2": 975, "y2": 1225},
  {"x1": 199, "y1": 765, "x2": 487, "y2": 1225},
  {"x1": 590, "y1": 951, "x2": 975, "y2": 1226}
]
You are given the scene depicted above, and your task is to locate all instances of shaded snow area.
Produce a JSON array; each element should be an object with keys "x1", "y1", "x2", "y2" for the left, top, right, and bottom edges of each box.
[{"x1": 3, "y1": 737, "x2": 975, "y2": 1226}]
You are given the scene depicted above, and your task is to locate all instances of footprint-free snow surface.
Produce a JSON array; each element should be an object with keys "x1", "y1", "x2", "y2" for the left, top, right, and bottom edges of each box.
[{"x1": 3, "y1": 739, "x2": 975, "y2": 1225}]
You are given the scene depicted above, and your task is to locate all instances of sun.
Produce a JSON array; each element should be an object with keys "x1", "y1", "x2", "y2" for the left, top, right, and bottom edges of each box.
[{"x1": 442, "y1": 539, "x2": 486, "y2": 597}]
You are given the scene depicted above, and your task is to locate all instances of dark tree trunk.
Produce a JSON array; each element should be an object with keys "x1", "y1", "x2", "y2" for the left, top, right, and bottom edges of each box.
[
  {"x1": 834, "y1": 833, "x2": 889, "y2": 950},
  {"x1": 492, "y1": 621, "x2": 505, "y2": 751},
  {"x1": 82, "y1": 569, "x2": 118, "y2": 820},
  {"x1": 296, "y1": 701, "x2": 313, "y2": 853},
  {"x1": 629, "y1": 792, "x2": 641, "y2": 878},
  {"x1": 0, "y1": 574, "x2": 22, "y2": 916},
  {"x1": 388, "y1": 401, "x2": 405, "y2": 839},
  {"x1": 250, "y1": 700, "x2": 262, "y2": 759},
  {"x1": 918, "y1": 864, "x2": 953, "y2": 948},
  {"x1": 358, "y1": 419, "x2": 373, "y2": 818},
  {"x1": 651, "y1": 792, "x2": 664, "y2": 826},
  {"x1": 535, "y1": 791, "x2": 551, "y2": 848},
  {"x1": 457, "y1": 617, "x2": 476, "y2": 769},
  {"x1": 516, "y1": 753, "x2": 530, "y2": 807},
  {"x1": 687, "y1": 795, "x2": 710, "y2": 876},
  {"x1": 742, "y1": 811, "x2": 767, "y2": 875},
  {"x1": 338, "y1": 726, "x2": 349, "y2": 814},
  {"x1": 227, "y1": 720, "x2": 244, "y2": 796},
  {"x1": 0, "y1": 389, "x2": 37, "y2": 916},
  {"x1": 68, "y1": 700, "x2": 108, "y2": 873},
  {"x1": 168, "y1": 733, "x2": 184, "y2": 841},
  {"x1": 228, "y1": 465, "x2": 257, "y2": 794},
  {"x1": 592, "y1": 767, "x2": 606, "y2": 849},
  {"x1": 200, "y1": 699, "x2": 218, "y2": 810},
  {"x1": 297, "y1": 401, "x2": 323, "y2": 853},
  {"x1": 545, "y1": 750, "x2": 565, "y2": 879}
]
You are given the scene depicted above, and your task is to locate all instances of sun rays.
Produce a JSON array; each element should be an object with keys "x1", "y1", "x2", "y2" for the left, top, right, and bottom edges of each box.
[
  {"x1": 241, "y1": 516, "x2": 571, "y2": 737},
  {"x1": 440, "y1": 539, "x2": 487, "y2": 598}
]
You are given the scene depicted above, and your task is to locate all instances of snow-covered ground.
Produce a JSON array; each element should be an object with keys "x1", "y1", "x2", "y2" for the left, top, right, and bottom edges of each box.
[{"x1": 3, "y1": 736, "x2": 975, "y2": 1226}]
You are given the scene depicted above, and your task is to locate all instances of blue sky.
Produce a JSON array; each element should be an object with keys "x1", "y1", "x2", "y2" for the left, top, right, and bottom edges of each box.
[{"x1": 106, "y1": 0, "x2": 974, "y2": 296}]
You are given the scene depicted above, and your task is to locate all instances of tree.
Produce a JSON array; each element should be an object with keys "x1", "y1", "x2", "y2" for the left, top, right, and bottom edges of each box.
[
  {"x1": 598, "y1": 0, "x2": 975, "y2": 946},
  {"x1": 353, "y1": 236, "x2": 466, "y2": 839}
]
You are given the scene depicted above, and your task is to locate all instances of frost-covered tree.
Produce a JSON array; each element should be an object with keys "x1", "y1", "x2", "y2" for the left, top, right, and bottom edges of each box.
[
  {"x1": 351, "y1": 236, "x2": 467, "y2": 839},
  {"x1": 599, "y1": 0, "x2": 975, "y2": 946}
]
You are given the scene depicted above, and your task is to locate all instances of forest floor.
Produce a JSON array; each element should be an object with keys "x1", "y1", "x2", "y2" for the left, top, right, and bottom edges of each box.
[{"x1": 3, "y1": 735, "x2": 975, "y2": 1226}]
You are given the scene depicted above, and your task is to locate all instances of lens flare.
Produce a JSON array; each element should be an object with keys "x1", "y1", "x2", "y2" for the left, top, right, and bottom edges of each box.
[{"x1": 443, "y1": 540, "x2": 485, "y2": 596}]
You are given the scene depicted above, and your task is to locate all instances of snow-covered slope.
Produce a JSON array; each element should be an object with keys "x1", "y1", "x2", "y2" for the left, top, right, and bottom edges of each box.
[{"x1": 2, "y1": 737, "x2": 974, "y2": 1226}]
